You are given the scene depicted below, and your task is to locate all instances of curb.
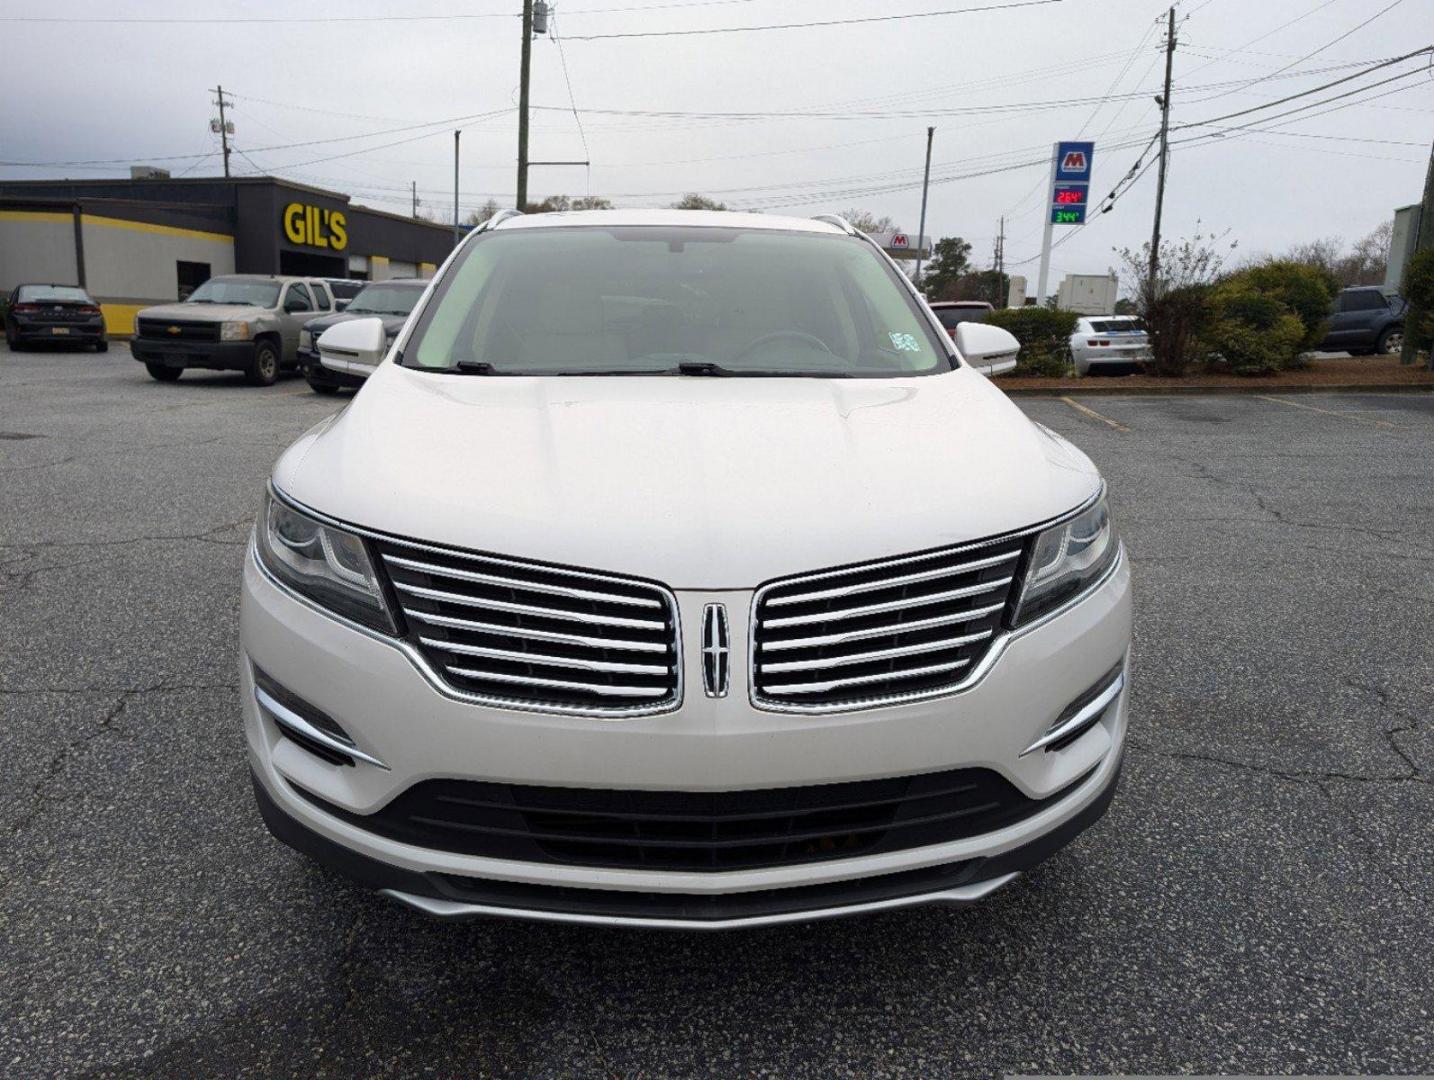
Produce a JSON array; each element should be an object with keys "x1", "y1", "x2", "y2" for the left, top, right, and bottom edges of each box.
[{"x1": 1000, "y1": 381, "x2": 1434, "y2": 397}]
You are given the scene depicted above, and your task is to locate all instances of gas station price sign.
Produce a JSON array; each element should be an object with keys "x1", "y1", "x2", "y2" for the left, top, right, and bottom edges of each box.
[{"x1": 1049, "y1": 141, "x2": 1094, "y2": 226}]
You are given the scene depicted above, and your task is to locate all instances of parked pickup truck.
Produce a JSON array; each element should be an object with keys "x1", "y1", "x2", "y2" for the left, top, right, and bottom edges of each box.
[
  {"x1": 130, "y1": 274, "x2": 336, "y2": 385},
  {"x1": 297, "y1": 278, "x2": 427, "y2": 394},
  {"x1": 1318, "y1": 286, "x2": 1405, "y2": 356}
]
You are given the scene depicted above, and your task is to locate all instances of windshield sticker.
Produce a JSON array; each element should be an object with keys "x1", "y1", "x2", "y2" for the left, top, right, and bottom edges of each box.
[{"x1": 888, "y1": 331, "x2": 921, "y2": 353}]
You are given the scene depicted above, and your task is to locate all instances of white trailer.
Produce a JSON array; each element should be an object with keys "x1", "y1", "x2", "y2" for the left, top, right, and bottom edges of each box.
[{"x1": 1056, "y1": 272, "x2": 1119, "y2": 315}]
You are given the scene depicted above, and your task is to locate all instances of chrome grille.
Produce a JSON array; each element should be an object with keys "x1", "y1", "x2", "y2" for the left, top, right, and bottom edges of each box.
[
  {"x1": 375, "y1": 539, "x2": 680, "y2": 714},
  {"x1": 751, "y1": 535, "x2": 1027, "y2": 710}
]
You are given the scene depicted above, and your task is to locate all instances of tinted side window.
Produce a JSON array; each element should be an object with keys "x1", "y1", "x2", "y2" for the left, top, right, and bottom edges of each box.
[
  {"x1": 310, "y1": 283, "x2": 332, "y2": 309},
  {"x1": 1340, "y1": 291, "x2": 1386, "y2": 312},
  {"x1": 284, "y1": 284, "x2": 314, "y2": 312}
]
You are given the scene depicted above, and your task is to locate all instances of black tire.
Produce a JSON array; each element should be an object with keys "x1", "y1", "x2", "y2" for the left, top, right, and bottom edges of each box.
[
  {"x1": 1377, "y1": 326, "x2": 1404, "y2": 355},
  {"x1": 245, "y1": 339, "x2": 281, "y2": 386},
  {"x1": 94, "y1": 339, "x2": 109, "y2": 353},
  {"x1": 6, "y1": 329, "x2": 22, "y2": 351},
  {"x1": 145, "y1": 363, "x2": 182, "y2": 382},
  {"x1": 307, "y1": 377, "x2": 341, "y2": 395}
]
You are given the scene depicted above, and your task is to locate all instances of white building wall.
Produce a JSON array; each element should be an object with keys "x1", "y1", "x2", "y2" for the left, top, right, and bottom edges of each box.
[{"x1": 0, "y1": 212, "x2": 80, "y2": 293}]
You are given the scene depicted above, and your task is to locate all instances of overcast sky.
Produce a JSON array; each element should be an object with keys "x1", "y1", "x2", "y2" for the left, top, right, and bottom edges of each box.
[{"x1": 2, "y1": 0, "x2": 1430, "y2": 286}]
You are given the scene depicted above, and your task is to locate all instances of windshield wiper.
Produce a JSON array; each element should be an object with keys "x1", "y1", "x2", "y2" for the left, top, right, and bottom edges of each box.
[
  {"x1": 453, "y1": 360, "x2": 499, "y2": 375},
  {"x1": 675, "y1": 360, "x2": 733, "y2": 376}
]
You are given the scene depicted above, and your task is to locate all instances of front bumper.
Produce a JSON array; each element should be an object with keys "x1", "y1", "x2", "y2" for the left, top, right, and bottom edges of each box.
[
  {"x1": 301, "y1": 350, "x2": 366, "y2": 389},
  {"x1": 241, "y1": 542, "x2": 1132, "y2": 927},
  {"x1": 130, "y1": 337, "x2": 256, "y2": 370}
]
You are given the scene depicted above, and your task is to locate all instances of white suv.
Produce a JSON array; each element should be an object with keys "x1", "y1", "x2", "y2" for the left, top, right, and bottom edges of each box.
[{"x1": 242, "y1": 210, "x2": 1131, "y2": 929}]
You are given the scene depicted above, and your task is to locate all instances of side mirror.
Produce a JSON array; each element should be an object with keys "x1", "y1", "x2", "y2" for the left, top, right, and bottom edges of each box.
[
  {"x1": 954, "y1": 322, "x2": 1019, "y2": 377},
  {"x1": 316, "y1": 317, "x2": 388, "y2": 373},
  {"x1": 334, "y1": 298, "x2": 351, "y2": 312}
]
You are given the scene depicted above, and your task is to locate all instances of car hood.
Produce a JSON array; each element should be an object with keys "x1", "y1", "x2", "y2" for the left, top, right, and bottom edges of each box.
[
  {"x1": 138, "y1": 302, "x2": 267, "y2": 321},
  {"x1": 303, "y1": 311, "x2": 409, "y2": 335},
  {"x1": 274, "y1": 364, "x2": 1100, "y2": 587}
]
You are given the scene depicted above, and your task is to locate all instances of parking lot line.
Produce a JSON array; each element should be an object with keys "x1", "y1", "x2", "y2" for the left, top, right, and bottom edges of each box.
[
  {"x1": 1256, "y1": 395, "x2": 1395, "y2": 429},
  {"x1": 1058, "y1": 396, "x2": 1130, "y2": 431}
]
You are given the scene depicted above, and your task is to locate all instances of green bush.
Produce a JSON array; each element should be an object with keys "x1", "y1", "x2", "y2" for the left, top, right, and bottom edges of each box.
[
  {"x1": 1204, "y1": 305, "x2": 1305, "y2": 376},
  {"x1": 1144, "y1": 284, "x2": 1213, "y2": 376},
  {"x1": 1217, "y1": 259, "x2": 1337, "y2": 358},
  {"x1": 1403, "y1": 247, "x2": 1434, "y2": 356},
  {"x1": 987, "y1": 307, "x2": 1077, "y2": 376}
]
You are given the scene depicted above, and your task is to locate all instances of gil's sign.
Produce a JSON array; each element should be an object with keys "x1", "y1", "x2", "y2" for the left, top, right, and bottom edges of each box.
[{"x1": 283, "y1": 203, "x2": 348, "y2": 251}]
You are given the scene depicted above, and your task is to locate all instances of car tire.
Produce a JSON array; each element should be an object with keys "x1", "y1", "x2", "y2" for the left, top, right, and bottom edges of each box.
[
  {"x1": 245, "y1": 339, "x2": 281, "y2": 386},
  {"x1": 145, "y1": 363, "x2": 182, "y2": 382},
  {"x1": 94, "y1": 339, "x2": 109, "y2": 353},
  {"x1": 1377, "y1": 327, "x2": 1403, "y2": 355},
  {"x1": 307, "y1": 377, "x2": 340, "y2": 395},
  {"x1": 6, "y1": 329, "x2": 22, "y2": 351}
]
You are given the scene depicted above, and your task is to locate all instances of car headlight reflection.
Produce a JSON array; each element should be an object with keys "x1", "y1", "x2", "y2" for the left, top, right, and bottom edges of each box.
[
  {"x1": 1013, "y1": 493, "x2": 1118, "y2": 626},
  {"x1": 256, "y1": 490, "x2": 396, "y2": 633}
]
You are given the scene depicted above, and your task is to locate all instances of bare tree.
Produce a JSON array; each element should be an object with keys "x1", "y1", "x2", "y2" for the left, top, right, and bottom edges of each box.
[
  {"x1": 1115, "y1": 229, "x2": 1236, "y2": 375},
  {"x1": 671, "y1": 193, "x2": 728, "y2": 211},
  {"x1": 463, "y1": 199, "x2": 502, "y2": 226},
  {"x1": 840, "y1": 209, "x2": 898, "y2": 235}
]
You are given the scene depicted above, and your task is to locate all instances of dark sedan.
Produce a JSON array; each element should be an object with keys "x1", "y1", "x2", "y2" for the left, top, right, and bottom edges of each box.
[
  {"x1": 298, "y1": 278, "x2": 426, "y2": 393},
  {"x1": 4, "y1": 284, "x2": 108, "y2": 351}
]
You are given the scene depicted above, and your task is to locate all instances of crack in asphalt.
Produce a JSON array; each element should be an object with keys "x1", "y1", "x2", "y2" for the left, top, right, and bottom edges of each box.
[{"x1": 0, "y1": 515, "x2": 253, "y2": 556}]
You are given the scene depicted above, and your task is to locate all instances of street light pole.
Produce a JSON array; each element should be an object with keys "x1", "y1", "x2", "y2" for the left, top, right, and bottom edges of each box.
[
  {"x1": 915, "y1": 126, "x2": 934, "y2": 289},
  {"x1": 1148, "y1": 6, "x2": 1176, "y2": 296},
  {"x1": 517, "y1": 0, "x2": 534, "y2": 210}
]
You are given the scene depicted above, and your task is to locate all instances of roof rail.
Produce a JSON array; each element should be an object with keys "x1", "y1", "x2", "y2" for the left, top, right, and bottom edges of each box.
[
  {"x1": 483, "y1": 208, "x2": 524, "y2": 231},
  {"x1": 811, "y1": 214, "x2": 857, "y2": 236}
]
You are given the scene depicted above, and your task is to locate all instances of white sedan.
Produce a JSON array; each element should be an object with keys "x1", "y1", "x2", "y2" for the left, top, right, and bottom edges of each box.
[{"x1": 1070, "y1": 315, "x2": 1150, "y2": 375}]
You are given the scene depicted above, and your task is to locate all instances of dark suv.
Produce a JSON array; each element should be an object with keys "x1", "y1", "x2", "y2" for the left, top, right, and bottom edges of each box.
[
  {"x1": 4, "y1": 284, "x2": 107, "y2": 351},
  {"x1": 1319, "y1": 286, "x2": 1405, "y2": 355}
]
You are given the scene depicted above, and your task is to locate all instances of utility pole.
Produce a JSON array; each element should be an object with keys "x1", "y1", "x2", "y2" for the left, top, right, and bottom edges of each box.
[
  {"x1": 517, "y1": 0, "x2": 535, "y2": 210},
  {"x1": 1148, "y1": 6, "x2": 1176, "y2": 297},
  {"x1": 412, "y1": 180, "x2": 418, "y2": 218},
  {"x1": 453, "y1": 131, "x2": 461, "y2": 248},
  {"x1": 914, "y1": 126, "x2": 934, "y2": 289},
  {"x1": 210, "y1": 86, "x2": 233, "y2": 178},
  {"x1": 1401, "y1": 137, "x2": 1434, "y2": 367},
  {"x1": 994, "y1": 216, "x2": 1006, "y2": 306}
]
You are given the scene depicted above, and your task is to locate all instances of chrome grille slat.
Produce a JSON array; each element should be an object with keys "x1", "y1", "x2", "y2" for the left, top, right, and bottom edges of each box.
[
  {"x1": 446, "y1": 665, "x2": 672, "y2": 699},
  {"x1": 406, "y1": 609, "x2": 668, "y2": 654},
  {"x1": 752, "y1": 535, "x2": 1027, "y2": 710},
  {"x1": 375, "y1": 538, "x2": 680, "y2": 714},
  {"x1": 765, "y1": 550, "x2": 1018, "y2": 607},
  {"x1": 762, "y1": 576, "x2": 1014, "y2": 629},
  {"x1": 759, "y1": 630, "x2": 993, "y2": 673},
  {"x1": 420, "y1": 637, "x2": 670, "y2": 676},
  {"x1": 759, "y1": 602, "x2": 1007, "y2": 652},
  {"x1": 383, "y1": 553, "x2": 662, "y2": 608},
  {"x1": 393, "y1": 581, "x2": 667, "y2": 631},
  {"x1": 764, "y1": 658, "x2": 972, "y2": 697}
]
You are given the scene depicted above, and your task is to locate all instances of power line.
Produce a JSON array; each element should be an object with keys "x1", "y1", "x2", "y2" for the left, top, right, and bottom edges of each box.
[
  {"x1": 550, "y1": 11, "x2": 591, "y2": 166},
  {"x1": 560, "y1": 0, "x2": 1062, "y2": 40}
]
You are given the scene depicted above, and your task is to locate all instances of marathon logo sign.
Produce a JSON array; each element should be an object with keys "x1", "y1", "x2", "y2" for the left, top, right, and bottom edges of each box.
[
  {"x1": 1054, "y1": 140, "x2": 1095, "y2": 183},
  {"x1": 283, "y1": 202, "x2": 348, "y2": 251},
  {"x1": 1051, "y1": 140, "x2": 1095, "y2": 225}
]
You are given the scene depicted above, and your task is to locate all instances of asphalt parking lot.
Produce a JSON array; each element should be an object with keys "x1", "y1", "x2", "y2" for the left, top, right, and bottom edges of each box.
[{"x1": 3, "y1": 344, "x2": 1431, "y2": 1078}]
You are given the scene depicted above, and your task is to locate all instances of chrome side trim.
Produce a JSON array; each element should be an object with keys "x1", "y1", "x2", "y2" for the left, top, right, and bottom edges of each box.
[
  {"x1": 254, "y1": 684, "x2": 390, "y2": 770},
  {"x1": 1019, "y1": 670, "x2": 1126, "y2": 757},
  {"x1": 380, "y1": 871, "x2": 1020, "y2": 930}
]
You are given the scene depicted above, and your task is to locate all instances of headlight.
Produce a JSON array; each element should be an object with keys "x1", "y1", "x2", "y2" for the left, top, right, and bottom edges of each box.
[
  {"x1": 1013, "y1": 493, "x2": 1117, "y2": 626},
  {"x1": 299, "y1": 329, "x2": 313, "y2": 350},
  {"x1": 221, "y1": 320, "x2": 251, "y2": 341},
  {"x1": 255, "y1": 490, "x2": 396, "y2": 633}
]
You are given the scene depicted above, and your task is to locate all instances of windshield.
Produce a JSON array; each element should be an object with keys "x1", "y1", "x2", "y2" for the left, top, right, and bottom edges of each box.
[
  {"x1": 185, "y1": 279, "x2": 280, "y2": 307},
  {"x1": 16, "y1": 285, "x2": 90, "y2": 303},
  {"x1": 347, "y1": 283, "x2": 425, "y2": 316},
  {"x1": 402, "y1": 226, "x2": 951, "y2": 377}
]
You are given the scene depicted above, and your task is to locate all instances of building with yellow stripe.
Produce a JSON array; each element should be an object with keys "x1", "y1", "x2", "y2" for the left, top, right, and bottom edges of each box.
[{"x1": 0, "y1": 177, "x2": 452, "y2": 336}]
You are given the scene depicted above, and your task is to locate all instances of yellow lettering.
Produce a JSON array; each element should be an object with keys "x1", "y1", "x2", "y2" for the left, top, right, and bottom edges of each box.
[
  {"x1": 312, "y1": 206, "x2": 329, "y2": 248},
  {"x1": 329, "y1": 211, "x2": 347, "y2": 251},
  {"x1": 282, "y1": 203, "x2": 305, "y2": 244}
]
